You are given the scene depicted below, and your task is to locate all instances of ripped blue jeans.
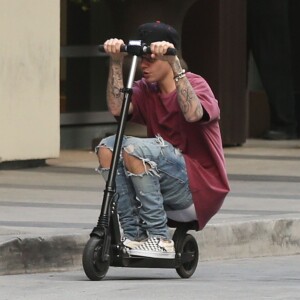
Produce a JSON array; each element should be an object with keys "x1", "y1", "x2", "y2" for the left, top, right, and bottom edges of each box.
[{"x1": 96, "y1": 135, "x2": 193, "y2": 240}]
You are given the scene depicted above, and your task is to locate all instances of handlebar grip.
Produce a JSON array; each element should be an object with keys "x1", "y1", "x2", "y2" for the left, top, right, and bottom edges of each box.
[
  {"x1": 165, "y1": 47, "x2": 177, "y2": 56},
  {"x1": 142, "y1": 46, "x2": 177, "y2": 56},
  {"x1": 98, "y1": 44, "x2": 127, "y2": 53},
  {"x1": 98, "y1": 45, "x2": 105, "y2": 52}
]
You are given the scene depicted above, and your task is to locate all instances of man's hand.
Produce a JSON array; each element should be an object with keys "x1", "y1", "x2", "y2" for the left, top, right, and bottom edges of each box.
[
  {"x1": 103, "y1": 38, "x2": 126, "y2": 60},
  {"x1": 148, "y1": 41, "x2": 177, "y2": 64}
]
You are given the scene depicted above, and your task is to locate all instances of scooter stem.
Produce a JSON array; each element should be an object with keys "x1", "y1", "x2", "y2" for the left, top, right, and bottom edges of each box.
[{"x1": 91, "y1": 55, "x2": 139, "y2": 236}]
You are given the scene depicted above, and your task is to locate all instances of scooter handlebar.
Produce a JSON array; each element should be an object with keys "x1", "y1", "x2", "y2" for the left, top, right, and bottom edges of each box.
[{"x1": 98, "y1": 43, "x2": 177, "y2": 56}]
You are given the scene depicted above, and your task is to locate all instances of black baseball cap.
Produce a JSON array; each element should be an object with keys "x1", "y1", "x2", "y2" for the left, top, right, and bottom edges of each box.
[{"x1": 136, "y1": 21, "x2": 180, "y2": 49}]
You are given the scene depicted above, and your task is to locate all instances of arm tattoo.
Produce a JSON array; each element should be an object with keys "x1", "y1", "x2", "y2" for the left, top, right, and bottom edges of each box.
[
  {"x1": 176, "y1": 78, "x2": 203, "y2": 122},
  {"x1": 171, "y1": 58, "x2": 203, "y2": 122},
  {"x1": 107, "y1": 59, "x2": 124, "y2": 115},
  {"x1": 179, "y1": 86, "x2": 193, "y2": 114}
]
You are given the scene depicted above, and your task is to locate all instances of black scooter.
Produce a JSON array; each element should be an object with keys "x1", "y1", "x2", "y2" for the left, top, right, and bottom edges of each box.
[{"x1": 82, "y1": 41, "x2": 199, "y2": 280}]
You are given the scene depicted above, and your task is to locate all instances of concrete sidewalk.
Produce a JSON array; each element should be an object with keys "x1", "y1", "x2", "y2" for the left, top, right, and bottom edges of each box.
[{"x1": 1, "y1": 139, "x2": 300, "y2": 275}]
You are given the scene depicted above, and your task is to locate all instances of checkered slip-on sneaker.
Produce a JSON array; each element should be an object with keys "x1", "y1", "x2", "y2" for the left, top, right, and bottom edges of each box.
[
  {"x1": 122, "y1": 238, "x2": 146, "y2": 250},
  {"x1": 128, "y1": 237, "x2": 175, "y2": 259}
]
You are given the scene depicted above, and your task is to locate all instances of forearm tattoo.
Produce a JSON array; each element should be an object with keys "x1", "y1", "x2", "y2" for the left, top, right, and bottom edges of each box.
[
  {"x1": 107, "y1": 59, "x2": 124, "y2": 113},
  {"x1": 177, "y1": 82, "x2": 203, "y2": 119},
  {"x1": 172, "y1": 59, "x2": 203, "y2": 121}
]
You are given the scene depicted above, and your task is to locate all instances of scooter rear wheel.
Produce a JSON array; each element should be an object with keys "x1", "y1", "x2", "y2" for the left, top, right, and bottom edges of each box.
[
  {"x1": 82, "y1": 237, "x2": 110, "y2": 281},
  {"x1": 176, "y1": 234, "x2": 199, "y2": 278}
]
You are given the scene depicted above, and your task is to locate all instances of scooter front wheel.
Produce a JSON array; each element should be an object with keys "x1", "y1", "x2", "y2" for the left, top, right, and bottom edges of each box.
[{"x1": 82, "y1": 237, "x2": 110, "y2": 281}]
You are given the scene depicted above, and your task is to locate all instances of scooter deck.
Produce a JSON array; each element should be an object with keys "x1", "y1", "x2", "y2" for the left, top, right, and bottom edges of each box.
[{"x1": 110, "y1": 252, "x2": 195, "y2": 269}]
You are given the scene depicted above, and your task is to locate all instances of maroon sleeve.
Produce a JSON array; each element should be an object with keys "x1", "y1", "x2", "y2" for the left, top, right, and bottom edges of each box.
[{"x1": 188, "y1": 73, "x2": 220, "y2": 123}]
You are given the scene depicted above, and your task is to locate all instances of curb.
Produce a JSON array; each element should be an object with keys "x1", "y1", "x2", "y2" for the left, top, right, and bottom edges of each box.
[
  {"x1": 198, "y1": 218, "x2": 300, "y2": 260},
  {"x1": 0, "y1": 234, "x2": 88, "y2": 275},
  {"x1": 1, "y1": 218, "x2": 300, "y2": 276}
]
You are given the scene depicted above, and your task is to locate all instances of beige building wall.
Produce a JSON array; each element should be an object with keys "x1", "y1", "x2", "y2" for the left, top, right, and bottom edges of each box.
[{"x1": 0, "y1": 0, "x2": 60, "y2": 163}]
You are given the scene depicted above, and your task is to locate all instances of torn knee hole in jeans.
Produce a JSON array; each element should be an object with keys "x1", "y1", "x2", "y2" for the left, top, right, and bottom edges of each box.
[
  {"x1": 95, "y1": 143, "x2": 114, "y2": 174},
  {"x1": 96, "y1": 141, "x2": 114, "y2": 154},
  {"x1": 96, "y1": 166, "x2": 110, "y2": 175},
  {"x1": 96, "y1": 164, "x2": 123, "y2": 177},
  {"x1": 124, "y1": 144, "x2": 160, "y2": 177}
]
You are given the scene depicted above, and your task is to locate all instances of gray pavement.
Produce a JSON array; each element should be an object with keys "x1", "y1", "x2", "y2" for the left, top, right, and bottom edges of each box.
[
  {"x1": 1, "y1": 255, "x2": 300, "y2": 300},
  {"x1": 1, "y1": 139, "x2": 300, "y2": 275}
]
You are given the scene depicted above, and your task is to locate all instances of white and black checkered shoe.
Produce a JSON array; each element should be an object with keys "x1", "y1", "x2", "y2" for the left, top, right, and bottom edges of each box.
[
  {"x1": 121, "y1": 237, "x2": 145, "y2": 250},
  {"x1": 128, "y1": 237, "x2": 175, "y2": 259}
]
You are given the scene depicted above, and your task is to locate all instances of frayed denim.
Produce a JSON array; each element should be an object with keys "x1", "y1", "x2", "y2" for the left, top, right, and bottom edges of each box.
[{"x1": 96, "y1": 135, "x2": 193, "y2": 239}]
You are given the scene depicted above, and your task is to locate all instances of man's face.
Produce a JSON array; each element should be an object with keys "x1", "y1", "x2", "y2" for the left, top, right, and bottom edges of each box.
[{"x1": 140, "y1": 55, "x2": 171, "y2": 83}]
